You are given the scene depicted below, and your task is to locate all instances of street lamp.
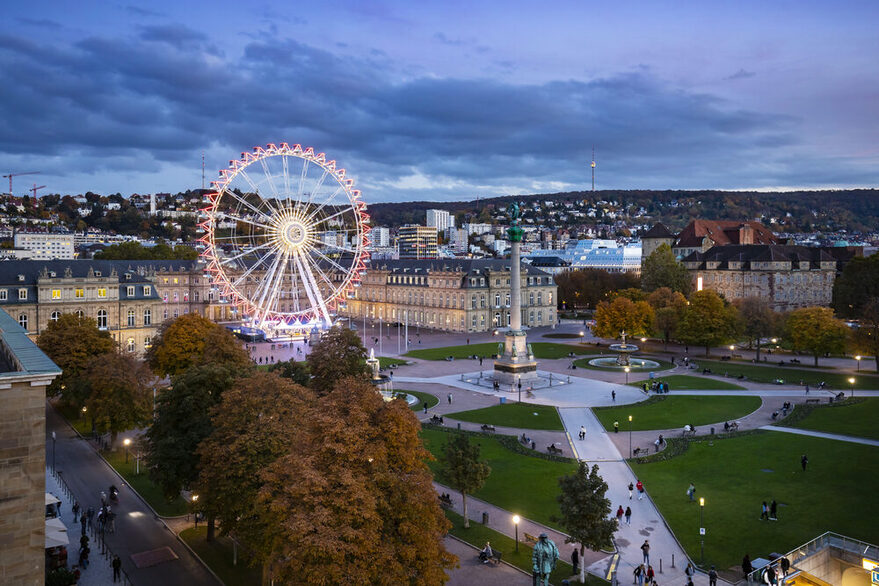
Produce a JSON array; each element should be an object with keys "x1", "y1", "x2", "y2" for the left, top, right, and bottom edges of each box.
[
  {"x1": 729, "y1": 345, "x2": 735, "y2": 358},
  {"x1": 624, "y1": 366, "x2": 630, "y2": 385},
  {"x1": 513, "y1": 515, "x2": 521, "y2": 553},
  {"x1": 855, "y1": 355, "x2": 861, "y2": 372},
  {"x1": 123, "y1": 438, "x2": 132, "y2": 463},
  {"x1": 849, "y1": 377, "x2": 855, "y2": 398},
  {"x1": 700, "y1": 497, "x2": 705, "y2": 564},
  {"x1": 192, "y1": 494, "x2": 200, "y2": 528},
  {"x1": 517, "y1": 379, "x2": 522, "y2": 404},
  {"x1": 51, "y1": 431, "x2": 56, "y2": 471},
  {"x1": 628, "y1": 415, "x2": 633, "y2": 459}
]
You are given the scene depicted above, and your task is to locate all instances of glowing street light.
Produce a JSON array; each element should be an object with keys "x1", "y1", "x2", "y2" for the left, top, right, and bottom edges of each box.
[
  {"x1": 855, "y1": 355, "x2": 861, "y2": 372},
  {"x1": 513, "y1": 515, "x2": 521, "y2": 552},
  {"x1": 123, "y1": 438, "x2": 132, "y2": 463},
  {"x1": 192, "y1": 494, "x2": 200, "y2": 528},
  {"x1": 700, "y1": 497, "x2": 706, "y2": 564},
  {"x1": 628, "y1": 415, "x2": 633, "y2": 459},
  {"x1": 624, "y1": 366, "x2": 630, "y2": 385},
  {"x1": 729, "y1": 345, "x2": 735, "y2": 358},
  {"x1": 849, "y1": 377, "x2": 855, "y2": 398}
]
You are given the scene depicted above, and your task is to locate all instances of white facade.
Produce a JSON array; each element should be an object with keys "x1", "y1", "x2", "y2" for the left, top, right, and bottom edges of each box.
[
  {"x1": 426, "y1": 209, "x2": 454, "y2": 232},
  {"x1": 463, "y1": 223, "x2": 493, "y2": 236},
  {"x1": 371, "y1": 226, "x2": 390, "y2": 248},
  {"x1": 527, "y1": 239, "x2": 642, "y2": 274},
  {"x1": 13, "y1": 233, "x2": 75, "y2": 260}
]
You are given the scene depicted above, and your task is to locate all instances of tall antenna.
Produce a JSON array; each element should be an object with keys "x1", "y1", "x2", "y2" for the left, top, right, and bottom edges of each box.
[
  {"x1": 201, "y1": 151, "x2": 205, "y2": 190},
  {"x1": 591, "y1": 145, "x2": 596, "y2": 192}
]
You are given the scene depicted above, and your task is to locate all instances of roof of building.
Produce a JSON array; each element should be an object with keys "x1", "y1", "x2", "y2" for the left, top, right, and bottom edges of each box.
[
  {"x1": 641, "y1": 223, "x2": 676, "y2": 239},
  {"x1": 682, "y1": 244, "x2": 845, "y2": 270},
  {"x1": 0, "y1": 308, "x2": 61, "y2": 377},
  {"x1": 675, "y1": 220, "x2": 777, "y2": 248},
  {"x1": 0, "y1": 259, "x2": 200, "y2": 283},
  {"x1": 528, "y1": 256, "x2": 571, "y2": 267},
  {"x1": 369, "y1": 258, "x2": 551, "y2": 277}
]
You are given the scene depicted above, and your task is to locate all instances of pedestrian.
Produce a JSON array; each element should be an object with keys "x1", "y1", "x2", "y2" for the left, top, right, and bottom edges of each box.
[
  {"x1": 637, "y1": 480, "x2": 644, "y2": 500},
  {"x1": 780, "y1": 557, "x2": 790, "y2": 577},
  {"x1": 633, "y1": 563, "x2": 645, "y2": 586},
  {"x1": 627, "y1": 482, "x2": 634, "y2": 499},
  {"x1": 760, "y1": 501, "x2": 768, "y2": 520},
  {"x1": 614, "y1": 421, "x2": 619, "y2": 433},
  {"x1": 80, "y1": 535, "x2": 89, "y2": 549},
  {"x1": 467, "y1": 338, "x2": 470, "y2": 345},
  {"x1": 770, "y1": 499, "x2": 778, "y2": 521},
  {"x1": 423, "y1": 401, "x2": 428, "y2": 414},
  {"x1": 112, "y1": 555, "x2": 122, "y2": 582},
  {"x1": 709, "y1": 565, "x2": 718, "y2": 586},
  {"x1": 641, "y1": 540, "x2": 650, "y2": 564},
  {"x1": 742, "y1": 554, "x2": 753, "y2": 581},
  {"x1": 654, "y1": 438, "x2": 660, "y2": 452},
  {"x1": 687, "y1": 483, "x2": 695, "y2": 502},
  {"x1": 646, "y1": 564, "x2": 654, "y2": 584},
  {"x1": 658, "y1": 434, "x2": 664, "y2": 445},
  {"x1": 625, "y1": 506, "x2": 632, "y2": 525},
  {"x1": 685, "y1": 578, "x2": 694, "y2": 586},
  {"x1": 479, "y1": 356, "x2": 483, "y2": 366},
  {"x1": 801, "y1": 454, "x2": 808, "y2": 471},
  {"x1": 447, "y1": 393, "x2": 453, "y2": 405},
  {"x1": 80, "y1": 513, "x2": 87, "y2": 536},
  {"x1": 612, "y1": 390, "x2": 616, "y2": 402},
  {"x1": 805, "y1": 384, "x2": 809, "y2": 394},
  {"x1": 72, "y1": 501, "x2": 80, "y2": 523},
  {"x1": 616, "y1": 505, "x2": 624, "y2": 522},
  {"x1": 86, "y1": 506, "x2": 94, "y2": 529},
  {"x1": 571, "y1": 548, "x2": 579, "y2": 575},
  {"x1": 685, "y1": 562, "x2": 695, "y2": 579},
  {"x1": 579, "y1": 425, "x2": 586, "y2": 440}
]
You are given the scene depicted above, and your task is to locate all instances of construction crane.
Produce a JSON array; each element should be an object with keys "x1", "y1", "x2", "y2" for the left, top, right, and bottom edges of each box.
[
  {"x1": 30, "y1": 184, "x2": 47, "y2": 197},
  {"x1": 2, "y1": 171, "x2": 40, "y2": 195}
]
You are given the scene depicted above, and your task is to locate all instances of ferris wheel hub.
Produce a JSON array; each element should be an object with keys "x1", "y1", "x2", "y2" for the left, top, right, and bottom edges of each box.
[{"x1": 278, "y1": 218, "x2": 310, "y2": 250}]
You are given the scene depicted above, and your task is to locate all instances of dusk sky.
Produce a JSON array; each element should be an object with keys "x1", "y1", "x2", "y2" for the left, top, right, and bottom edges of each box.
[{"x1": 1, "y1": 1, "x2": 877, "y2": 202}]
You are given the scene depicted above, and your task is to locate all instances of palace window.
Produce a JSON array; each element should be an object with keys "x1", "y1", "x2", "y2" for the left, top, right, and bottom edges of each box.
[
  {"x1": 144, "y1": 309, "x2": 152, "y2": 326},
  {"x1": 144, "y1": 286, "x2": 151, "y2": 296},
  {"x1": 50, "y1": 311, "x2": 60, "y2": 322},
  {"x1": 98, "y1": 288, "x2": 107, "y2": 298},
  {"x1": 75, "y1": 288, "x2": 84, "y2": 298},
  {"x1": 97, "y1": 309, "x2": 108, "y2": 329},
  {"x1": 127, "y1": 338, "x2": 136, "y2": 353},
  {"x1": 18, "y1": 288, "x2": 27, "y2": 300},
  {"x1": 75, "y1": 309, "x2": 84, "y2": 318},
  {"x1": 52, "y1": 289, "x2": 61, "y2": 300},
  {"x1": 0, "y1": 289, "x2": 6, "y2": 301},
  {"x1": 127, "y1": 309, "x2": 136, "y2": 327},
  {"x1": 18, "y1": 313, "x2": 28, "y2": 329}
]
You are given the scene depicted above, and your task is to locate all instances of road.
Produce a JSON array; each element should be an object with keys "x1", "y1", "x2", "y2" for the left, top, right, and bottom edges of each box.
[{"x1": 46, "y1": 403, "x2": 221, "y2": 586}]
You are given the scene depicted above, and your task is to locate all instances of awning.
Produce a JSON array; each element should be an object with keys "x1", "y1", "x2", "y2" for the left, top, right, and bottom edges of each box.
[
  {"x1": 45, "y1": 528, "x2": 69, "y2": 548},
  {"x1": 45, "y1": 493, "x2": 61, "y2": 506},
  {"x1": 46, "y1": 517, "x2": 67, "y2": 532}
]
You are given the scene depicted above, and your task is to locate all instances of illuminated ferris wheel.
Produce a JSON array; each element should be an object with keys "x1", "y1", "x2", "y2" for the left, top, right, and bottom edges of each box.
[{"x1": 200, "y1": 143, "x2": 370, "y2": 337}]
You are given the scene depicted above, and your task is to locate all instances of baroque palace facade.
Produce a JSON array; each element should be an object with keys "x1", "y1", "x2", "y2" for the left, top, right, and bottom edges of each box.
[{"x1": 342, "y1": 259, "x2": 558, "y2": 333}]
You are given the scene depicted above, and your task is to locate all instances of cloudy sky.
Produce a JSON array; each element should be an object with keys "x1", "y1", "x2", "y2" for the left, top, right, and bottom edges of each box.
[{"x1": 1, "y1": 1, "x2": 877, "y2": 202}]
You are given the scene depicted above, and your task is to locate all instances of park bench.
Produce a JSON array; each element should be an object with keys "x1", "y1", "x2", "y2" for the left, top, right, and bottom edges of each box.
[
  {"x1": 632, "y1": 447, "x2": 648, "y2": 457},
  {"x1": 546, "y1": 444, "x2": 563, "y2": 455},
  {"x1": 429, "y1": 415, "x2": 444, "y2": 425},
  {"x1": 682, "y1": 427, "x2": 697, "y2": 437},
  {"x1": 481, "y1": 424, "x2": 496, "y2": 432},
  {"x1": 478, "y1": 550, "x2": 503, "y2": 565},
  {"x1": 523, "y1": 532, "x2": 539, "y2": 546},
  {"x1": 804, "y1": 398, "x2": 820, "y2": 405},
  {"x1": 438, "y1": 495, "x2": 453, "y2": 509}
]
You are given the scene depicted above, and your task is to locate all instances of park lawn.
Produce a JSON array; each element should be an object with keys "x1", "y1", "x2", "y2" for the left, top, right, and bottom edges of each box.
[
  {"x1": 403, "y1": 390, "x2": 439, "y2": 411},
  {"x1": 379, "y1": 356, "x2": 408, "y2": 368},
  {"x1": 696, "y1": 360, "x2": 879, "y2": 390},
  {"x1": 103, "y1": 449, "x2": 189, "y2": 517},
  {"x1": 573, "y1": 356, "x2": 675, "y2": 372},
  {"x1": 787, "y1": 397, "x2": 879, "y2": 440},
  {"x1": 626, "y1": 375, "x2": 746, "y2": 391},
  {"x1": 180, "y1": 527, "x2": 261, "y2": 586},
  {"x1": 444, "y1": 510, "x2": 607, "y2": 586},
  {"x1": 593, "y1": 396, "x2": 761, "y2": 432},
  {"x1": 55, "y1": 402, "x2": 92, "y2": 436},
  {"x1": 405, "y1": 342, "x2": 595, "y2": 361},
  {"x1": 631, "y1": 431, "x2": 879, "y2": 571},
  {"x1": 421, "y1": 428, "x2": 577, "y2": 530},
  {"x1": 446, "y1": 402, "x2": 565, "y2": 431}
]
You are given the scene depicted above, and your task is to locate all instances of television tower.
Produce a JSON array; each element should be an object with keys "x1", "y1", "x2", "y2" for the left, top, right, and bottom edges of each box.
[
  {"x1": 201, "y1": 151, "x2": 206, "y2": 190},
  {"x1": 591, "y1": 146, "x2": 596, "y2": 192}
]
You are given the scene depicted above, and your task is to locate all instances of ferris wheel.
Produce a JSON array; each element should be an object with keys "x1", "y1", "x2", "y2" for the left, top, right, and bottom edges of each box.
[{"x1": 200, "y1": 143, "x2": 370, "y2": 337}]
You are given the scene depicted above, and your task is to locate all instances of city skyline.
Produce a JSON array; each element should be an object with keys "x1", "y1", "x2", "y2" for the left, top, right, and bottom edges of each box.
[{"x1": 1, "y1": 1, "x2": 877, "y2": 201}]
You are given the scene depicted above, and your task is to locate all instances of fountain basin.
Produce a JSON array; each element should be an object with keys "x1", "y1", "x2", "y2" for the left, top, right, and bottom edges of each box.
[{"x1": 587, "y1": 356, "x2": 661, "y2": 369}]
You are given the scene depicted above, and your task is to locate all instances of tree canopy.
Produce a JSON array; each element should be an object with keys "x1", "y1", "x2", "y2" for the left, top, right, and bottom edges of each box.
[
  {"x1": 83, "y1": 352, "x2": 152, "y2": 446},
  {"x1": 93, "y1": 241, "x2": 198, "y2": 260},
  {"x1": 593, "y1": 296, "x2": 654, "y2": 340},
  {"x1": 734, "y1": 297, "x2": 777, "y2": 361},
  {"x1": 554, "y1": 269, "x2": 640, "y2": 310},
  {"x1": 442, "y1": 433, "x2": 491, "y2": 529},
  {"x1": 785, "y1": 307, "x2": 849, "y2": 366},
  {"x1": 268, "y1": 358, "x2": 311, "y2": 386},
  {"x1": 677, "y1": 290, "x2": 739, "y2": 355},
  {"x1": 306, "y1": 326, "x2": 369, "y2": 396},
  {"x1": 833, "y1": 254, "x2": 879, "y2": 318},
  {"x1": 146, "y1": 313, "x2": 250, "y2": 377},
  {"x1": 648, "y1": 287, "x2": 688, "y2": 350},
  {"x1": 640, "y1": 243, "x2": 692, "y2": 296}
]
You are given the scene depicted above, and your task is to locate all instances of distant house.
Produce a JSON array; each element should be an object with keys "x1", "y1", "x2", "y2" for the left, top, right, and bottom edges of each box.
[{"x1": 641, "y1": 220, "x2": 778, "y2": 260}]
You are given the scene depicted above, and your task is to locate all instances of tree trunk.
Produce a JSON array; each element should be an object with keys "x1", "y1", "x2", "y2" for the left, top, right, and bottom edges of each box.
[
  {"x1": 663, "y1": 333, "x2": 668, "y2": 352},
  {"x1": 462, "y1": 492, "x2": 469, "y2": 528},
  {"x1": 814, "y1": 353, "x2": 819, "y2": 367},
  {"x1": 580, "y1": 544, "x2": 587, "y2": 583},
  {"x1": 206, "y1": 514, "x2": 215, "y2": 542},
  {"x1": 755, "y1": 340, "x2": 761, "y2": 362},
  {"x1": 705, "y1": 345, "x2": 710, "y2": 357}
]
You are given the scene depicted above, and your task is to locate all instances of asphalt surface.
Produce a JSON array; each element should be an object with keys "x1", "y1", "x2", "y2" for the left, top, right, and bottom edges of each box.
[{"x1": 46, "y1": 404, "x2": 221, "y2": 586}]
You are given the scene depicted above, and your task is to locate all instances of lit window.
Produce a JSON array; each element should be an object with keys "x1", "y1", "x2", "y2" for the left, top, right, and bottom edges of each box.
[
  {"x1": 18, "y1": 313, "x2": 28, "y2": 329},
  {"x1": 75, "y1": 288, "x2": 84, "y2": 298},
  {"x1": 50, "y1": 311, "x2": 60, "y2": 322},
  {"x1": 173, "y1": 277, "x2": 179, "y2": 284},
  {"x1": 127, "y1": 309, "x2": 135, "y2": 327},
  {"x1": 144, "y1": 309, "x2": 152, "y2": 326},
  {"x1": 18, "y1": 288, "x2": 27, "y2": 300},
  {"x1": 52, "y1": 289, "x2": 61, "y2": 300},
  {"x1": 144, "y1": 336, "x2": 152, "y2": 349},
  {"x1": 0, "y1": 289, "x2": 6, "y2": 301},
  {"x1": 97, "y1": 288, "x2": 107, "y2": 298}
]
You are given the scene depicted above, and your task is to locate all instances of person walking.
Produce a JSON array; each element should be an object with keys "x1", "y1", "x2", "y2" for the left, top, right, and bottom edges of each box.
[
  {"x1": 571, "y1": 548, "x2": 579, "y2": 575},
  {"x1": 685, "y1": 562, "x2": 695, "y2": 579},
  {"x1": 687, "y1": 483, "x2": 696, "y2": 502},
  {"x1": 770, "y1": 499, "x2": 778, "y2": 520},
  {"x1": 633, "y1": 563, "x2": 645, "y2": 586},
  {"x1": 801, "y1": 454, "x2": 809, "y2": 471},
  {"x1": 423, "y1": 401, "x2": 428, "y2": 414},
  {"x1": 641, "y1": 540, "x2": 650, "y2": 565},
  {"x1": 616, "y1": 505, "x2": 624, "y2": 523},
  {"x1": 742, "y1": 554, "x2": 753, "y2": 581},
  {"x1": 612, "y1": 390, "x2": 616, "y2": 402},
  {"x1": 579, "y1": 426, "x2": 586, "y2": 440},
  {"x1": 447, "y1": 393, "x2": 453, "y2": 405},
  {"x1": 636, "y1": 480, "x2": 645, "y2": 500},
  {"x1": 646, "y1": 564, "x2": 655, "y2": 584},
  {"x1": 708, "y1": 565, "x2": 718, "y2": 586},
  {"x1": 625, "y1": 506, "x2": 632, "y2": 525},
  {"x1": 72, "y1": 501, "x2": 80, "y2": 523},
  {"x1": 628, "y1": 482, "x2": 634, "y2": 499},
  {"x1": 80, "y1": 512, "x2": 87, "y2": 536},
  {"x1": 760, "y1": 501, "x2": 769, "y2": 520},
  {"x1": 112, "y1": 555, "x2": 122, "y2": 582}
]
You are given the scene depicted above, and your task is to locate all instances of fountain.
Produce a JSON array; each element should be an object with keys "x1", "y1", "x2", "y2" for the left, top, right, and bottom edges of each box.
[
  {"x1": 588, "y1": 331, "x2": 660, "y2": 370},
  {"x1": 367, "y1": 349, "x2": 419, "y2": 406}
]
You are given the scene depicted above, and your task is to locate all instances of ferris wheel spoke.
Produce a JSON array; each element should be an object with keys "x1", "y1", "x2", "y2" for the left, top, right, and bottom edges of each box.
[
  {"x1": 306, "y1": 201, "x2": 348, "y2": 227},
  {"x1": 238, "y1": 168, "x2": 283, "y2": 218},
  {"x1": 305, "y1": 167, "x2": 331, "y2": 208},
  {"x1": 293, "y1": 251, "x2": 331, "y2": 326},
  {"x1": 252, "y1": 251, "x2": 286, "y2": 315},
  {"x1": 220, "y1": 241, "x2": 275, "y2": 265},
  {"x1": 258, "y1": 157, "x2": 282, "y2": 202},
  {"x1": 221, "y1": 189, "x2": 275, "y2": 223},
  {"x1": 301, "y1": 251, "x2": 336, "y2": 292},
  {"x1": 231, "y1": 252, "x2": 274, "y2": 288},
  {"x1": 216, "y1": 212, "x2": 277, "y2": 232},
  {"x1": 309, "y1": 246, "x2": 350, "y2": 274},
  {"x1": 303, "y1": 184, "x2": 345, "y2": 224},
  {"x1": 296, "y1": 157, "x2": 309, "y2": 209}
]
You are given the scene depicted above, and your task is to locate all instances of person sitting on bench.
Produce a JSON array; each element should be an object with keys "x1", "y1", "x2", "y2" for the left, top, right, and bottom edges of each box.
[{"x1": 479, "y1": 542, "x2": 493, "y2": 563}]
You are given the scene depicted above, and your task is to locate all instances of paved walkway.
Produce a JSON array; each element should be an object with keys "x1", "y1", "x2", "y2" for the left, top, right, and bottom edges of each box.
[
  {"x1": 444, "y1": 536, "x2": 531, "y2": 586},
  {"x1": 761, "y1": 426, "x2": 879, "y2": 447}
]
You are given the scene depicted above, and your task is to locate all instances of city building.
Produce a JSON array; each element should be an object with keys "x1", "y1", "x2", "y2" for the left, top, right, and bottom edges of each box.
[
  {"x1": 0, "y1": 308, "x2": 61, "y2": 585},
  {"x1": 641, "y1": 220, "x2": 778, "y2": 260},
  {"x1": 682, "y1": 244, "x2": 859, "y2": 310},
  {"x1": 343, "y1": 259, "x2": 557, "y2": 333},
  {"x1": 13, "y1": 233, "x2": 75, "y2": 260},
  {"x1": 397, "y1": 225, "x2": 438, "y2": 259},
  {"x1": 425, "y1": 209, "x2": 455, "y2": 233},
  {"x1": 463, "y1": 223, "x2": 493, "y2": 236},
  {"x1": 371, "y1": 226, "x2": 391, "y2": 248},
  {"x1": 528, "y1": 239, "x2": 642, "y2": 274}
]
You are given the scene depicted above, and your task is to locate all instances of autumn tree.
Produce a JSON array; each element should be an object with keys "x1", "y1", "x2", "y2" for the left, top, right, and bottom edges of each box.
[
  {"x1": 307, "y1": 326, "x2": 369, "y2": 395},
  {"x1": 442, "y1": 432, "x2": 491, "y2": 529},
  {"x1": 593, "y1": 296, "x2": 654, "y2": 340},
  {"x1": 641, "y1": 243, "x2": 692, "y2": 296},
  {"x1": 37, "y1": 313, "x2": 115, "y2": 406},
  {"x1": 648, "y1": 287, "x2": 688, "y2": 350},
  {"x1": 146, "y1": 313, "x2": 250, "y2": 377},
  {"x1": 833, "y1": 255, "x2": 879, "y2": 372},
  {"x1": 83, "y1": 353, "x2": 153, "y2": 447},
  {"x1": 268, "y1": 358, "x2": 311, "y2": 386},
  {"x1": 734, "y1": 297, "x2": 777, "y2": 361},
  {"x1": 555, "y1": 462, "x2": 617, "y2": 584},
  {"x1": 785, "y1": 307, "x2": 849, "y2": 366},
  {"x1": 677, "y1": 290, "x2": 739, "y2": 356},
  {"x1": 851, "y1": 298, "x2": 879, "y2": 373},
  {"x1": 256, "y1": 378, "x2": 455, "y2": 584}
]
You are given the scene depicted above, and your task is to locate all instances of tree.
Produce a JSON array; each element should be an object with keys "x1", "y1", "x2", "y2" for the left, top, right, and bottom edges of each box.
[
  {"x1": 648, "y1": 287, "x2": 688, "y2": 350},
  {"x1": 593, "y1": 296, "x2": 654, "y2": 340},
  {"x1": 37, "y1": 313, "x2": 115, "y2": 406},
  {"x1": 832, "y1": 254, "x2": 879, "y2": 318},
  {"x1": 93, "y1": 240, "x2": 198, "y2": 260},
  {"x1": 734, "y1": 297, "x2": 776, "y2": 361},
  {"x1": 554, "y1": 269, "x2": 640, "y2": 310},
  {"x1": 677, "y1": 290, "x2": 739, "y2": 356},
  {"x1": 641, "y1": 243, "x2": 693, "y2": 296},
  {"x1": 442, "y1": 433, "x2": 491, "y2": 529},
  {"x1": 83, "y1": 353, "x2": 152, "y2": 447},
  {"x1": 851, "y1": 298, "x2": 879, "y2": 373},
  {"x1": 785, "y1": 307, "x2": 849, "y2": 366},
  {"x1": 146, "y1": 313, "x2": 250, "y2": 377},
  {"x1": 555, "y1": 462, "x2": 617, "y2": 584},
  {"x1": 268, "y1": 358, "x2": 311, "y2": 386},
  {"x1": 306, "y1": 326, "x2": 369, "y2": 396}
]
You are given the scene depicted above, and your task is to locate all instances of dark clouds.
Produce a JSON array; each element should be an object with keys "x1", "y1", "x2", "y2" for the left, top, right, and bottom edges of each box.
[{"x1": 0, "y1": 26, "x2": 874, "y2": 200}]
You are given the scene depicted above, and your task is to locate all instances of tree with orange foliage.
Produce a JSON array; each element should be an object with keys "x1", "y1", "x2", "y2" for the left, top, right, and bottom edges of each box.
[
  {"x1": 593, "y1": 296, "x2": 654, "y2": 340},
  {"x1": 146, "y1": 313, "x2": 250, "y2": 377}
]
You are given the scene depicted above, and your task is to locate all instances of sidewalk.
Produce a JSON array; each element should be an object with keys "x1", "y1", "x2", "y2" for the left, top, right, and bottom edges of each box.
[{"x1": 762, "y1": 425, "x2": 879, "y2": 447}]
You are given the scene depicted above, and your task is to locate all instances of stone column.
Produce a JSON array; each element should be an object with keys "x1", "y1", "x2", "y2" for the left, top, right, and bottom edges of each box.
[{"x1": 510, "y1": 240, "x2": 522, "y2": 332}]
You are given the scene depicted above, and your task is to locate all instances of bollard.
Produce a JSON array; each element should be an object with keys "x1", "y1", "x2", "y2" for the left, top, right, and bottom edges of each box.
[
  {"x1": 660, "y1": 559, "x2": 662, "y2": 573},
  {"x1": 457, "y1": 422, "x2": 461, "y2": 430},
  {"x1": 672, "y1": 553, "x2": 675, "y2": 568}
]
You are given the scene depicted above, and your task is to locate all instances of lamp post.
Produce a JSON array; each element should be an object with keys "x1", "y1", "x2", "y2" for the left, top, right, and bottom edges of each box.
[
  {"x1": 513, "y1": 515, "x2": 520, "y2": 552},
  {"x1": 123, "y1": 438, "x2": 131, "y2": 463},
  {"x1": 729, "y1": 345, "x2": 735, "y2": 358},
  {"x1": 849, "y1": 377, "x2": 855, "y2": 398},
  {"x1": 700, "y1": 497, "x2": 705, "y2": 564},
  {"x1": 192, "y1": 494, "x2": 199, "y2": 528},
  {"x1": 855, "y1": 355, "x2": 861, "y2": 372},
  {"x1": 628, "y1": 415, "x2": 633, "y2": 459},
  {"x1": 624, "y1": 366, "x2": 630, "y2": 385},
  {"x1": 517, "y1": 379, "x2": 522, "y2": 404},
  {"x1": 51, "y1": 431, "x2": 56, "y2": 471}
]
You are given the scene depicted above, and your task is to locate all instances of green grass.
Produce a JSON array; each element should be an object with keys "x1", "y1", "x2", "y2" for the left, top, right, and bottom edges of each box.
[
  {"x1": 379, "y1": 356, "x2": 408, "y2": 368},
  {"x1": 573, "y1": 356, "x2": 675, "y2": 372},
  {"x1": 593, "y1": 396, "x2": 762, "y2": 432},
  {"x1": 103, "y1": 449, "x2": 189, "y2": 517},
  {"x1": 787, "y1": 397, "x2": 879, "y2": 440},
  {"x1": 421, "y1": 428, "x2": 577, "y2": 530},
  {"x1": 55, "y1": 402, "x2": 93, "y2": 436},
  {"x1": 180, "y1": 526, "x2": 261, "y2": 586},
  {"x1": 401, "y1": 390, "x2": 439, "y2": 411},
  {"x1": 696, "y1": 360, "x2": 879, "y2": 390},
  {"x1": 444, "y1": 510, "x2": 607, "y2": 586},
  {"x1": 626, "y1": 375, "x2": 746, "y2": 391},
  {"x1": 446, "y1": 402, "x2": 565, "y2": 431},
  {"x1": 405, "y1": 342, "x2": 595, "y2": 361},
  {"x1": 631, "y1": 431, "x2": 879, "y2": 571}
]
